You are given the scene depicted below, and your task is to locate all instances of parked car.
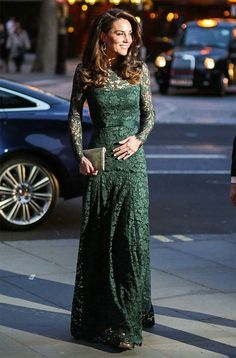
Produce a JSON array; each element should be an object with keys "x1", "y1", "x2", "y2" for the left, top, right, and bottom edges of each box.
[
  {"x1": 154, "y1": 18, "x2": 236, "y2": 96},
  {"x1": 0, "y1": 79, "x2": 92, "y2": 230}
]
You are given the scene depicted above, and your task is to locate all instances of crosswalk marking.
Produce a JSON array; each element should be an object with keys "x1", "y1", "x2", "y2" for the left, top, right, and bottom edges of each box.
[
  {"x1": 146, "y1": 154, "x2": 227, "y2": 159},
  {"x1": 148, "y1": 170, "x2": 229, "y2": 175},
  {"x1": 151, "y1": 234, "x2": 193, "y2": 243},
  {"x1": 172, "y1": 234, "x2": 193, "y2": 242},
  {"x1": 151, "y1": 235, "x2": 174, "y2": 242}
]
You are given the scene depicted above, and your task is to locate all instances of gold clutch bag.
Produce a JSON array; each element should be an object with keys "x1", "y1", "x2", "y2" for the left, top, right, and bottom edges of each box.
[{"x1": 83, "y1": 147, "x2": 106, "y2": 171}]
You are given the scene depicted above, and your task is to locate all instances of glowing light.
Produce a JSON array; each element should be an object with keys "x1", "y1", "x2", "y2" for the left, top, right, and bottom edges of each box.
[
  {"x1": 166, "y1": 12, "x2": 174, "y2": 22},
  {"x1": 162, "y1": 36, "x2": 169, "y2": 43},
  {"x1": 149, "y1": 12, "x2": 157, "y2": 19},
  {"x1": 88, "y1": 0, "x2": 96, "y2": 4},
  {"x1": 155, "y1": 56, "x2": 166, "y2": 68},
  {"x1": 197, "y1": 19, "x2": 218, "y2": 28},
  {"x1": 67, "y1": 26, "x2": 74, "y2": 33},
  {"x1": 228, "y1": 63, "x2": 234, "y2": 80},
  {"x1": 113, "y1": 0, "x2": 120, "y2": 4},
  {"x1": 131, "y1": 0, "x2": 141, "y2": 4},
  {"x1": 68, "y1": 0, "x2": 76, "y2": 5},
  {"x1": 204, "y1": 57, "x2": 215, "y2": 69},
  {"x1": 82, "y1": 4, "x2": 88, "y2": 11},
  {"x1": 224, "y1": 10, "x2": 230, "y2": 16},
  {"x1": 200, "y1": 48, "x2": 211, "y2": 55},
  {"x1": 174, "y1": 13, "x2": 179, "y2": 19}
]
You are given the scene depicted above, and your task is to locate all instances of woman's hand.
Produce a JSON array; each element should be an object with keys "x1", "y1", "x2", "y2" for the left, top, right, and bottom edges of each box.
[
  {"x1": 79, "y1": 156, "x2": 98, "y2": 176},
  {"x1": 113, "y1": 136, "x2": 142, "y2": 160}
]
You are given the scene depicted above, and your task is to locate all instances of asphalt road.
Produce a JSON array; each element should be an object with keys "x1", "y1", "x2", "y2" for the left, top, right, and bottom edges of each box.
[{"x1": 147, "y1": 122, "x2": 235, "y2": 235}]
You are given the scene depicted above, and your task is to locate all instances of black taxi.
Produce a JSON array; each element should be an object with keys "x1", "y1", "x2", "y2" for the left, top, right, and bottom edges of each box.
[{"x1": 154, "y1": 19, "x2": 236, "y2": 96}]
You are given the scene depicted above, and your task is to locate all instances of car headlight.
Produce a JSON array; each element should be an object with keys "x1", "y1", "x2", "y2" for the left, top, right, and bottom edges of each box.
[
  {"x1": 155, "y1": 56, "x2": 167, "y2": 68},
  {"x1": 204, "y1": 57, "x2": 215, "y2": 69}
]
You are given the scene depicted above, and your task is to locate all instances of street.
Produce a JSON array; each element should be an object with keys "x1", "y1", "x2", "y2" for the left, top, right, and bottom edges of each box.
[
  {"x1": 1, "y1": 64, "x2": 236, "y2": 357},
  {"x1": 3, "y1": 79, "x2": 235, "y2": 239}
]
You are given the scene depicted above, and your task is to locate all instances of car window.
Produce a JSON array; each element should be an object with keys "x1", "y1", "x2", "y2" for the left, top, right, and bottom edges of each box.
[
  {"x1": 179, "y1": 26, "x2": 231, "y2": 49},
  {"x1": 0, "y1": 90, "x2": 37, "y2": 109}
]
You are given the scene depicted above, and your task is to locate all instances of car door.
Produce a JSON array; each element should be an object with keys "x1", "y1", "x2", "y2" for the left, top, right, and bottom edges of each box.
[{"x1": 0, "y1": 89, "x2": 9, "y2": 157}]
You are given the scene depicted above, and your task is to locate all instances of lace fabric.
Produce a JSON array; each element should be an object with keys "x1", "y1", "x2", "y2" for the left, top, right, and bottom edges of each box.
[
  {"x1": 68, "y1": 62, "x2": 155, "y2": 161},
  {"x1": 69, "y1": 62, "x2": 155, "y2": 348}
]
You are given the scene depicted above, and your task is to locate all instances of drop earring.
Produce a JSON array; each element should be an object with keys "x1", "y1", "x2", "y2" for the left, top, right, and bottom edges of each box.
[{"x1": 101, "y1": 43, "x2": 106, "y2": 55}]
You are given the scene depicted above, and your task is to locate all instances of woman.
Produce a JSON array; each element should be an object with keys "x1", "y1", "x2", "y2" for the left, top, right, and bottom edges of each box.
[{"x1": 69, "y1": 8, "x2": 155, "y2": 350}]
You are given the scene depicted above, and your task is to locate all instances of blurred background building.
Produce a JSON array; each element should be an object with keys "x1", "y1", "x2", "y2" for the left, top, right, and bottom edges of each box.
[{"x1": 1, "y1": 0, "x2": 236, "y2": 71}]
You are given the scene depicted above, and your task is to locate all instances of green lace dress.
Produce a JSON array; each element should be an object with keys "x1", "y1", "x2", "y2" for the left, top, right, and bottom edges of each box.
[{"x1": 69, "y1": 62, "x2": 155, "y2": 347}]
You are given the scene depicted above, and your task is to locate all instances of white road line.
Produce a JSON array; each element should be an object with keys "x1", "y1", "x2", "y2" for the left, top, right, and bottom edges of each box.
[
  {"x1": 172, "y1": 234, "x2": 193, "y2": 242},
  {"x1": 150, "y1": 235, "x2": 194, "y2": 243},
  {"x1": 146, "y1": 154, "x2": 227, "y2": 159},
  {"x1": 151, "y1": 235, "x2": 174, "y2": 242},
  {"x1": 148, "y1": 170, "x2": 229, "y2": 175}
]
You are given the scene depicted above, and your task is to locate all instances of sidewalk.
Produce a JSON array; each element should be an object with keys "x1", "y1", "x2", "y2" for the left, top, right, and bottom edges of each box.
[
  {"x1": 0, "y1": 54, "x2": 80, "y2": 99},
  {"x1": 1, "y1": 234, "x2": 236, "y2": 358}
]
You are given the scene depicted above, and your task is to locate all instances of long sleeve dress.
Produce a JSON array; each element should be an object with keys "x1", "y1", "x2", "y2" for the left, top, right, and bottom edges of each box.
[{"x1": 69, "y1": 62, "x2": 155, "y2": 347}]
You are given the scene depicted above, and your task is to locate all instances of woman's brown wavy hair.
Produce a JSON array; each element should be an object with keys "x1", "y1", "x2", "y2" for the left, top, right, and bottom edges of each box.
[{"x1": 81, "y1": 8, "x2": 142, "y2": 88}]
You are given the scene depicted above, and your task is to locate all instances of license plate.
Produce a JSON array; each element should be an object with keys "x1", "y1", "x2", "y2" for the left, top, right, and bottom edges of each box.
[{"x1": 170, "y1": 78, "x2": 193, "y2": 87}]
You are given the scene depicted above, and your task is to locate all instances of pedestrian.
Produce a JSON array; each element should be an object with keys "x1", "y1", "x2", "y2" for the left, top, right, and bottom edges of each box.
[
  {"x1": 6, "y1": 21, "x2": 30, "y2": 72},
  {"x1": 6, "y1": 16, "x2": 16, "y2": 36},
  {"x1": 230, "y1": 135, "x2": 236, "y2": 206},
  {"x1": 0, "y1": 22, "x2": 8, "y2": 71},
  {"x1": 68, "y1": 8, "x2": 155, "y2": 351}
]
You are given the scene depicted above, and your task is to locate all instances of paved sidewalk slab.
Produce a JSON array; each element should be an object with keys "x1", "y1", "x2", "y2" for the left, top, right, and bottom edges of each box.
[{"x1": 1, "y1": 235, "x2": 236, "y2": 357}]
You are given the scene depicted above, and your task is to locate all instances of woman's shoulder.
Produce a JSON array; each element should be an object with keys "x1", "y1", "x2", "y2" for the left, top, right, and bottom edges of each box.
[
  {"x1": 73, "y1": 63, "x2": 85, "y2": 85},
  {"x1": 140, "y1": 61, "x2": 149, "y2": 75},
  {"x1": 74, "y1": 63, "x2": 83, "y2": 74}
]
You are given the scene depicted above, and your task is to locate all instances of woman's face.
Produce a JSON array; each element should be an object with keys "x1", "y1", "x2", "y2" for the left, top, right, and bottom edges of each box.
[{"x1": 101, "y1": 18, "x2": 133, "y2": 60}]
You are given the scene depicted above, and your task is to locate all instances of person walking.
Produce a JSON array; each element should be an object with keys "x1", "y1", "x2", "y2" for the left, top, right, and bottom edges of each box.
[
  {"x1": 230, "y1": 135, "x2": 236, "y2": 206},
  {"x1": 68, "y1": 8, "x2": 155, "y2": 351},
  {"x1": 6, "y1": 17, "x2": 16, "y2": 36},
  {"x1": 0, "y1": 22, "x2": 8, "y2": 71},
  {"x1": 6, "y1": 21, "x2": 30, "y2": 72}
]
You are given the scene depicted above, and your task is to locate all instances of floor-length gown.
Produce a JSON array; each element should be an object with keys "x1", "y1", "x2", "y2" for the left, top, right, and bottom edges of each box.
[{"x1": 68, "y1": 62, "x2": 155, "y2": 347}]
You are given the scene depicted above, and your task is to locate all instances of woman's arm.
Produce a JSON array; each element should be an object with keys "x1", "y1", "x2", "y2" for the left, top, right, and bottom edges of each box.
[
  {"x1": 113, "y1": 63, "x2": 155, "y2": 160},
  {"x1": 68, "y1": 65, "x2": 86, "y2": 161},
  {"x1": 68, "y1": 65, "x2": 97, "y2": 175},
  {"x1": 135, "y1": 62, "x2": 155, "y2": 143}
]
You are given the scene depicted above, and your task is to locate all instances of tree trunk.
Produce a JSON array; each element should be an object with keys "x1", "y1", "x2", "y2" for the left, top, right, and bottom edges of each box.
[{"x1": 32, "y1": 0, "x2": 57, "y2": 73}]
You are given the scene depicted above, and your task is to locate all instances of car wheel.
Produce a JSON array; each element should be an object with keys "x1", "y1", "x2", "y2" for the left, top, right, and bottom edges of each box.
[
  {"x1": 159, "y1": 84, "x2": 169, "y2": 95},
  {"x1": 0, "y1": 158, "x2": 59, "y2": 230},
  {"x1": 215, "y1": 74, "x2": 228, "y2": 96}
]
